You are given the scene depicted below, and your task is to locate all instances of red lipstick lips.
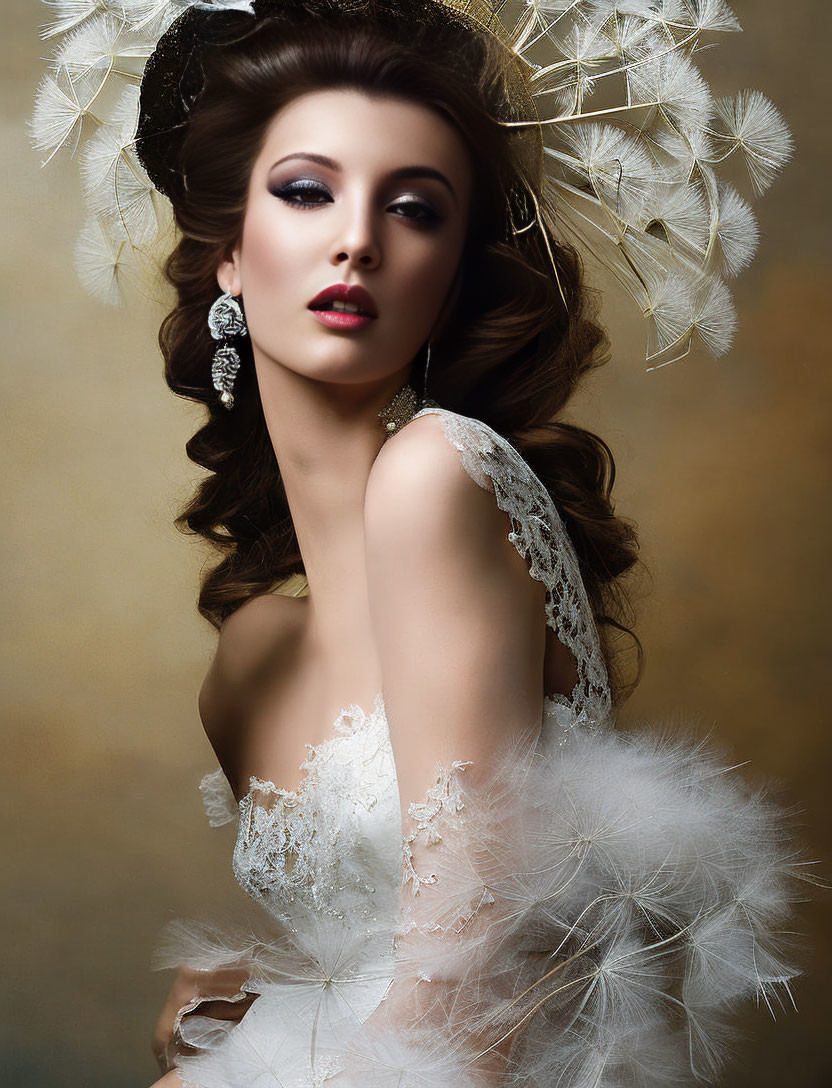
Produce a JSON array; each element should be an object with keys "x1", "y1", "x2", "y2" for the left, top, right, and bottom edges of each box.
[{"x1": 307, "y1": 283, "x2": 378, "y2": 317}]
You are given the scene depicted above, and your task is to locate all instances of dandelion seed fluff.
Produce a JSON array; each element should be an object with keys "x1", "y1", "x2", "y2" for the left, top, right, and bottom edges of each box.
[
  {"x1": 74, "y1": 215, "x2": 131, "y2": 304},
  {"x1": 714, "y1": 184, "x2": 759, "y2": 276},
  {"x1": 713, "y1": 89, "x2": 795, "y2": 195}
]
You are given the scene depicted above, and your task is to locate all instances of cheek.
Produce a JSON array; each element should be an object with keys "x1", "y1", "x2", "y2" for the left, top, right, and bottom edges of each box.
[
  {"x1": 235, "y1": 204, "x2": 308, "y2": 352},
  {"x1": 396, "y1": 232, "x2": 463, "y2": 318},
  {"x1": 239, "y1": 207, "x2": 294, "y2": 292}
]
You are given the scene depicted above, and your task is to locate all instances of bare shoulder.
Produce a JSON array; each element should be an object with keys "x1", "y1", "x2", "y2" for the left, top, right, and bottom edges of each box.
[
  {"x1": 367, "y1": 409, "x2": 482, "y2": 526},
  {"x1": 198, "y1": 592, "x2": 306, "y2": 754},
  {"x1": 368, "y1": 410, "x2": 459, "y2": 487},
  {"x1": 365, "y1": 410, "x2": 498, "y2": 550}
]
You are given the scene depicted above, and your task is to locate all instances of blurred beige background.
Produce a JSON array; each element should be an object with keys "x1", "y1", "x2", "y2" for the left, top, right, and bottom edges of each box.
[{"x1": 2, "y1": 1, "x2": 830, "y2": 1084}]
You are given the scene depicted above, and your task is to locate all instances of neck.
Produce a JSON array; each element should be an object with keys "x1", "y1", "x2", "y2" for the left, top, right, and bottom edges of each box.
[{"x1": 254, "y1": 358, "x2": 420, "y2": 694}]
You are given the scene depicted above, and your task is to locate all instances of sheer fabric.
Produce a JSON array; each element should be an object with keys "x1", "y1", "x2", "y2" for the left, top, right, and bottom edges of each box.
[{"x1": 155, "y1": 406, "x2": 809, "y2": 1088}]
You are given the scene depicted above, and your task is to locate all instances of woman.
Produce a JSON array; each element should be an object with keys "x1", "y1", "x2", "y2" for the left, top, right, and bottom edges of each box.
[{"x1": 33, "y1": 1, "x2": 817, "y2": 1085}]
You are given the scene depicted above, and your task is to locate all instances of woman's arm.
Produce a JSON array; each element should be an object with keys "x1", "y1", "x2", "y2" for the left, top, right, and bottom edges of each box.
[
  {"x1": 152, "y1": 964, "x2": 255, "y2": 1075},
  {"x1": 352, "y1": 415, "x2": 548, "y2": 1080},
  {"x1": 365, "y1": 412, "x2": 547, "y2": 804}
]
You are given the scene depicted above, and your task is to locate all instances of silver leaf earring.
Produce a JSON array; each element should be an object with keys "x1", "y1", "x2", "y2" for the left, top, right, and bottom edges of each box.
[{"x1": 208, "y1": 290, "x2": 248, "y2": 410}]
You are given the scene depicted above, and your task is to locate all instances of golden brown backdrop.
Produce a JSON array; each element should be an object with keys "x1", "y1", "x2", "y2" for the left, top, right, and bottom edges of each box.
[{"x1": 2, "y1": 1, "x2": 830, "y2": 1084}]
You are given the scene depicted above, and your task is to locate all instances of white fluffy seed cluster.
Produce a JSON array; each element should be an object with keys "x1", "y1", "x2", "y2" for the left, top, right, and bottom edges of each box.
[
  {"x1": 519, "y1": 0, "x2": 794, "y2": 366},
  {"x1": 31, "y1": 1, "x2": 793, "y2": 365}
]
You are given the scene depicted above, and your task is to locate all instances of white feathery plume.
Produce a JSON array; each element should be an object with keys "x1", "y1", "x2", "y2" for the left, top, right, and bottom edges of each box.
[
  {"x1": 613, "y1": 0, "x2": 692, "y2": 38},
  {"x1": 641, "y1": 268, "x2": 696, "y2": 354},
  {"x1": 713, "y1": 183, "x2": 759, "y2": 277},
  {"x1": 152, "y1": 917, "x2": 254, "y2": 973},
  {"x1": 351, "y1": 715, "x2": 812, "y2": 1085},
  {"x1": 56, "y1": 12, "x2": 156, "y2": 82},
  {"x1": 74, "y1": 215, "x2": 134, "y2": 304},
  {"x1": 548, "y1": 22, "x2": 616, "y2": 114},
  {"x1": 639, "y1": 178, "x2": 710, "y2": 255},
  {"x1": 688, "y1": 274, "x2": 736, "y2": 355},
  {"x1": 650, "y1": 123, "x2": 715, "y2": 183},
  {"x1": 626, "y1": 49, "x2": 713, "y2": 132},
  {"x1": 40, "y1": 1, "x2": 114, "y2": 39},
  {"x1": 584, "y1": 0, "x2": 624, "y2": 19},
  {"x1": 711, "y1": 89, "x2": 795, "y2": 195},
  {"x1": 123, "y1": 3, "x2": 195, "y2": 45},
  {"x1": 81, "y1": 85, "x2": 159, "y2": 244},
  {"x1": 125, "y1": 0, "x2": 190, "y2": 20},
  {"x1": 671, "y1": 0, "x2": 741, "y2": 33},
  {"x1": 554, "y1": 123, "x2": 654, "y2": 223},
  {"x1": 30, "y1": 67, "x2": 106, "y2": 164},
  {"x1": 42, "y1": 2, "x2": 191, "y2": 43},
  {"x1": 606, "y1": 13, "x2": 664, "y2": 62},
  {"x1": 604, "y1": 0, "x2": 666, "y2": 18},
  {"x1": 112, "y1": 1, "x2": 193, "y2": 39},
  {"x1": 335, "y1": 1024, "x2": 485, "y2": 1088}
]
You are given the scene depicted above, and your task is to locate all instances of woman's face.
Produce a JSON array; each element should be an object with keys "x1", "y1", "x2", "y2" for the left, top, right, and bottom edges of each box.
[{"x1": 218, "y1": 87, "x2": 473, "y2": 388}]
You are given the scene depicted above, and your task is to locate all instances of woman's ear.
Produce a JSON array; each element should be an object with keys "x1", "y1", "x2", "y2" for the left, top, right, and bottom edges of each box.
[{"x1": 216, "y1": 246, "x2": 242, "y2": 296}]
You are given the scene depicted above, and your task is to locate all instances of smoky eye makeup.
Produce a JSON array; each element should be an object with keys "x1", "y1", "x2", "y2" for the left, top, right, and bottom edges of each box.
[
  {"x1": 268, "y1": 175, "x2": 447, "y2": 225},
  {"x1": 267, "y1": 177, "x2": 331, "y2": 203},
  {"x1": 389, "y1": 196, "x2": 445, "y2": 224}
]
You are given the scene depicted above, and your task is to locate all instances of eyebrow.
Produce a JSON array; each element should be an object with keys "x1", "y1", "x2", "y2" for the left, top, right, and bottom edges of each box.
[{"x1": 270, "y1": 152, "x2": 458, "y2": 203}]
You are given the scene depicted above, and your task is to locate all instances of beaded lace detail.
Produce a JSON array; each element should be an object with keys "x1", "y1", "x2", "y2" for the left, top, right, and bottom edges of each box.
[
  {"x1": 401, "y1": 759, "x2": 474, "y2": 899},
  {"x1": 228, "y1": 693, "x2": 402, "y2": 931}
]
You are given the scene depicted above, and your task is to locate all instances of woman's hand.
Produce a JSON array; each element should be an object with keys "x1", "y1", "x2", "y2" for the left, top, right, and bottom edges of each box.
[{"x1": 151, "y1": 963, "x2": 256, "y2": 1075}]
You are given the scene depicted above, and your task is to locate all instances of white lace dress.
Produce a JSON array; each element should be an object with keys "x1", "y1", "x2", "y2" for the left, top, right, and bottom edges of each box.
[{"x1": 155, "y1": 406, "x2": 808, "y2": 1088}]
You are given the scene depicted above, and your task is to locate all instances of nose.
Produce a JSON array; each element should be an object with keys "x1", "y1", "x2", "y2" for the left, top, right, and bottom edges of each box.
[{"x1": 330, "y1": 193, "x2": 381, "y2": 270}]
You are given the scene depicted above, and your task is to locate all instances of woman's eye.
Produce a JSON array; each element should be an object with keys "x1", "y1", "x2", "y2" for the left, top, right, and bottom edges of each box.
[
  {"x1": 271, "y1": 180, "x2": 331, "y2": 208},
  {"x1": 390, "y1": 199, "x2": 441, "y2": 225}
]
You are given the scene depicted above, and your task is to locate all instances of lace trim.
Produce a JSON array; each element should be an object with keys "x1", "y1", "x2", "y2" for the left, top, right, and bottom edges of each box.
[
  {"x1": 197, "y1": 691, "x2": 388, "y2": 829},
  {"x1": 411, "y1": 406, "x2": 612, "y2": 722},
  {"x1": 400, "y1": 760, "x2": 500, "y2": 946},
  {"x1": 243, "y1": 689, "x2": 387, "y2": 803},
  {"x1": 198, "y1": 768, "x2": 238, "y2": 827},
  {"x1": 231, "y1": 691, "x2": 396, "y2": 918},
  {"x1": 402, "y1": 759, "x2": 473, "y2": 897}
]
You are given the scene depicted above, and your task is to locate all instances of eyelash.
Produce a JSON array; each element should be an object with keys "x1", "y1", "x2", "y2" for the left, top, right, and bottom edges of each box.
[{"x1": 270, "y1": 180, "x2": 442, "y2": 225}]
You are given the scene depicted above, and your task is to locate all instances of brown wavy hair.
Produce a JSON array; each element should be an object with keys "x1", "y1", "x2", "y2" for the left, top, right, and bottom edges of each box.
[{"x1": 159, "y1": 0, "x2": 643, "y2": 702}]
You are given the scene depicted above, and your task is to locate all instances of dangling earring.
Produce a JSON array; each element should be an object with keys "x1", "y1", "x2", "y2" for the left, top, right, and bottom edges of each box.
[
  {"x1": 421, "y1": 339, "x2": 432, "y2": 405},
  {"x1": 208, "y1": 290, "x2": 248, "y2": 410},
  {"x1": 376, "y1": 339, "x2": 435, "y2": 440}
]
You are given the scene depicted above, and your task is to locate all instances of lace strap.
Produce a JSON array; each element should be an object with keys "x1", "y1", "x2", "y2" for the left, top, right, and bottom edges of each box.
[
  {"x1": 411, "y1": 406, "x2": 612, "y2": 721},
  {"x1": 198, "y1": 768, "x2": 239, "y2": 827}
]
